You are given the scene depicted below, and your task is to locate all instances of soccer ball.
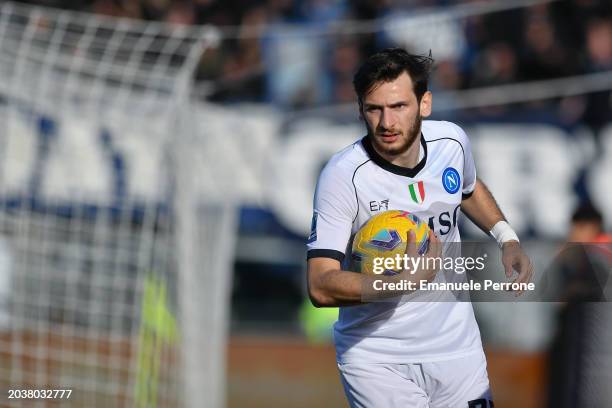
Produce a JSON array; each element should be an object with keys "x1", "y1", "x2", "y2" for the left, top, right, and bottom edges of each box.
[{"x1": 351, "y1": 210, "x2": 430, "y2": 275}]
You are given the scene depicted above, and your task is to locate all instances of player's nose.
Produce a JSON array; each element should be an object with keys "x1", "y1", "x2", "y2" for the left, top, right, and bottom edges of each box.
[{"x1": 380, "y1": 107, "x2": 397, "y2": 130}]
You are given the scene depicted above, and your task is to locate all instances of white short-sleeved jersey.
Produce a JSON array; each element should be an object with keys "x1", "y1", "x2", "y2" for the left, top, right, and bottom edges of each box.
[{"x1": 307, "y1": 120, "x2": 483, "y2": 364}]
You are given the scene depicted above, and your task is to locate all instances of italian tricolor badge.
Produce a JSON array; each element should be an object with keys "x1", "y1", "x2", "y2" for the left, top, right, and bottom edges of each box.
[{"x1": 408, "y1": 181, "x2": 425, "y2": 204}]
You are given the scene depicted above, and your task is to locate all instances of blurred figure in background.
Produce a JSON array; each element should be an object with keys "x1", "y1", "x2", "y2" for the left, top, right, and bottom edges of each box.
[
  {"x1": 582, "y1": 17, "x2": 612, "y2": 137},
  {"x1": 324, "y1": 38, "x2": 362, "y2": 104},
  {"x1": 547, "y1": 201, "x2": 612, "y2": 407},
  {"x1": 520, "y1": 5, "x2": 574, "y2": 81},
  {"x1": 568, "y1": 202, "x2": 605, "y2": 243},
  {"x1": 553, "y1": 202, "x2": 610, "y2": 302},
  {"x1": 51, "y1": 0, "x2": 610, "y2": 116}
]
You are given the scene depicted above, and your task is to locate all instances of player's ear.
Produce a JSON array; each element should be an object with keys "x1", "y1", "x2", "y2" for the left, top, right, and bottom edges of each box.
[{"x1": 419, "y1": 91, "x2": 432, "y2": 117}]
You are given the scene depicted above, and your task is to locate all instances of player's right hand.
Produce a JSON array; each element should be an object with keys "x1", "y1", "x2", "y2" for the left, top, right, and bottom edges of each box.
[{"x1": 402, "y1": 229, "x2": 442, "y2": 283}]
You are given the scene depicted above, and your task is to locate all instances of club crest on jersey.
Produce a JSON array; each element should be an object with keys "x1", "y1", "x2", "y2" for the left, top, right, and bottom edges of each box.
[
  {"x1": 408, "y1": 181, "x2": 425, "y2": 204},
  {"x1": 442, "y1": 167, "x2": 461, "y2": 194}
]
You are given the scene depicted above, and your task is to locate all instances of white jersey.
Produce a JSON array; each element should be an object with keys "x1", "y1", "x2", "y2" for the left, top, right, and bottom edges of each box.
[{"x1": 307, "y1": 120, "x2": 483, "y2": 364}]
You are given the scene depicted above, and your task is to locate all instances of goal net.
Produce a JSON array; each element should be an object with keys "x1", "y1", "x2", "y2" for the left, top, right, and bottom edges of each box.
[{"x1": 0, "y1": 2, "x2": 233, "y2": 407}]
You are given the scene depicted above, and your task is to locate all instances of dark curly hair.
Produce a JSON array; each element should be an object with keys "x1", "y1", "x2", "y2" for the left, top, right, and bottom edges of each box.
[{"x1": 353, "y1": 48, "x2": 434, "y2": 103}]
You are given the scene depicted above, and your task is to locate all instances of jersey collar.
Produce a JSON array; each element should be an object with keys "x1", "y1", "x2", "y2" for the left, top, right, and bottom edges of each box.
[{"x1": 361, "y1": 133, "x2": 428, "y2": 178}]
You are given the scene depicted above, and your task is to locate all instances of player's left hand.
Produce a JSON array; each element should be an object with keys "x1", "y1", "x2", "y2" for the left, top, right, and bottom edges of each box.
[{"x1": 501, "y1": 241, "x2": 533, "y2": 296}]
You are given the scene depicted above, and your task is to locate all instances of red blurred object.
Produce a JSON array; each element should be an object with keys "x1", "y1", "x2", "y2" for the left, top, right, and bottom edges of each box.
[{"x1": 594, "y1": 233, "x2": 612, "y2": 243}]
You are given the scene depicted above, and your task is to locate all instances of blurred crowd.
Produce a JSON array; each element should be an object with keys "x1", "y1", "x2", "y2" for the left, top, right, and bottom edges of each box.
[{"x1": 22, "y1": 0, "x2": 612, "y2": 128}]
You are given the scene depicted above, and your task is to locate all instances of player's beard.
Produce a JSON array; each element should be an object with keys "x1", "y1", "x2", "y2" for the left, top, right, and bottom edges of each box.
[{"x1": 368, "y1": 113, "x2": 422, "y2": 158}]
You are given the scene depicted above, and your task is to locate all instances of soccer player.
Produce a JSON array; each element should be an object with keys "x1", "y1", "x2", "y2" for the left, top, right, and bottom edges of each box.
[{"x1": 306, "y1": 48, "x2": 533, "y2": 407}]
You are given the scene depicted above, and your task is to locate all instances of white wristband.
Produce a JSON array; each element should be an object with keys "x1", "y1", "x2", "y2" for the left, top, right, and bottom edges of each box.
[{"x1": 489, "y1": 221, "x2": 519, "y2": 248}]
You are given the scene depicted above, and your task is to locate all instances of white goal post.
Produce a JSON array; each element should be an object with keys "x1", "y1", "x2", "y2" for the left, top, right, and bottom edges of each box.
[{"x1": 0, "y1": 2, "x2": 233, "y2": 407}]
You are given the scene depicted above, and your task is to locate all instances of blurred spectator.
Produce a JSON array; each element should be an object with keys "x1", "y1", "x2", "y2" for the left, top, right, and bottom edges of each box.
[
  {"x1": 209, "y1": 6, "x2": 269, "y2": 102},
  {"x1": 465, "y1": 42, "x2": 519, "y2": 116},
  {"x1": 585, "y1": 18, "x2": 612, "y2": 70},
  {"x1": 520, "y1": 5, "x2": 575, "y2": 80},
  {"x1": 568, "y1": 202, "x2": 604, "y2": 243},
  {"x1": 470, "y1": 42, "x2": 518, "y2": 87},
  {"x1": 165, "y1": 1, "x2": 197, "y2": 26},
  {"x1": 141, "y1": 0, "x2": 171, "y2": 20},
  {"x1": 546, "y1": 200, "x2": 612, "y2": 408},
  {"x1": 433, "y1": 59, "x2": 462, "y2": 91},
  {"x1": 22, "y1": 0, "x2": 612, "y2": 116},
  {"x1": 262, "y1": 28, "x2": 325, "y2": 107},
  {"x1": 298, "y1": 0, "x2": 347, "y2": 26},
  {"x1": 582, "y1": 17, "x2": 612, "y2": 133},
  {"x1": 326, "y1": 39, "x2": 361, "y2": 104},
  {"x1": 261, "y1": 0, "x2": 351, "y2": 107}
]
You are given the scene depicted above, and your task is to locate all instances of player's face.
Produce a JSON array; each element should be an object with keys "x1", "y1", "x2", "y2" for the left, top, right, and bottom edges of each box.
[{"x1": 360, "y1": 72, "x2": 432, "y2": 158}]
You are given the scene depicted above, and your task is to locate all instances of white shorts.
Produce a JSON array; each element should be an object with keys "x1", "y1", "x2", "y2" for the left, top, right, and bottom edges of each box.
[{"x1": 337, "y1": 351, "x2": 493, "y2": 408}]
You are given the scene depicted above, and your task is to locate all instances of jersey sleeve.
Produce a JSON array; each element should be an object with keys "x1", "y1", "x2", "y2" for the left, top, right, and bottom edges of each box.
[
  {"x1": 306, "y1": 162, "x2": 357, "y2": 263},
  {"x1": 449, "y1": 123, "x2": 477, "y2": 198}
]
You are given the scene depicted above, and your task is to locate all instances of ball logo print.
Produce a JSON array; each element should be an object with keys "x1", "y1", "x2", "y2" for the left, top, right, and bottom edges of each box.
[
  {"x1": 442, "y1": 167, "x2": 461, "y2": 194},
  {"x1": 369, "y1": 229, "x2": 402, "y2": 250},
  {"x1": 351, "y1": 210, "x2": 430, "y2": 275}
]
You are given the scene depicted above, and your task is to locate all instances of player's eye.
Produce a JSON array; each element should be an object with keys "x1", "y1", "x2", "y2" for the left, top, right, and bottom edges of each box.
[{"x1": 365, "y1": 106, "x2": 380, "y2": 113}]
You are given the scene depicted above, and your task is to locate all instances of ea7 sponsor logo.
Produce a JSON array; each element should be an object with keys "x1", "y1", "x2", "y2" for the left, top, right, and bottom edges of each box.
[{"x1": 369, "y1": 199, "x2": 389, "y2": 212}]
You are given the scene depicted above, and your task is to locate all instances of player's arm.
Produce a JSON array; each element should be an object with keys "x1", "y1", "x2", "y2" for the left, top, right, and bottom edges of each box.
[
  {"x1": 461, "y1": 178, "x2": 533, "y2": 291},
  {"x1": 307, "y1": 258, "x2": 368, "y2": 307},
  {"x1": 306, "y1": 161, "x2": 371, "y2": 307},
  {"x1": 460, "y1": 178, "x2": 506, "y2": 234},
  {"x1": 308, "y1": 231, "x2": 440, "y2": 307}
]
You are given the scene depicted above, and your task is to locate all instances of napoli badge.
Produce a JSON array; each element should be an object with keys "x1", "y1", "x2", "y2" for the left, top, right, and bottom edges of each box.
[{"x1": 442, "y1": 167, "x2": 461, "y2": 194}]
